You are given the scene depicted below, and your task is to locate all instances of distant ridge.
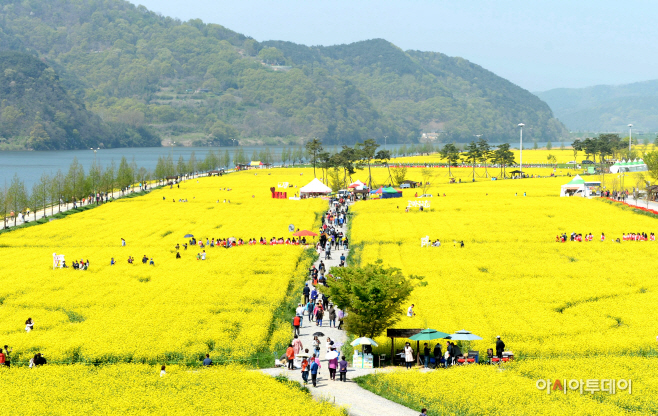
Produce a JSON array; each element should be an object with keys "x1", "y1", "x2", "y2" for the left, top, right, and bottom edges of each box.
[
  {"x1": 0, "y1": 0, "x2": 567, "y2": 149},
  {"x1": 536, "y1": 80, "x2": 658, "y2": 132}
]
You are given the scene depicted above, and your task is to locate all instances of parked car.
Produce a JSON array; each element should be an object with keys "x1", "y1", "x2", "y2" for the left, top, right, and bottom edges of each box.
[
  {"x1": 566, "y1": 161, "x2": 578, "y2": 164},
  {"x1": 582, "y1": 160, "x2": 595, "y2": 165},
  {"x1": 417, "y1": 194, "x2": 433, "y2": 198}
]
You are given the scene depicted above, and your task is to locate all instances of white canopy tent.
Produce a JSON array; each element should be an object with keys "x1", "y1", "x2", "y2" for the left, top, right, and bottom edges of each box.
[
  {"x1": 348, "y1": 180, "x2": 366, "y2": 189},
  {"x1": 609, "y1": 159, "x2": 648, "y2": 174},
  {"x1": 300, "y1": 178, "x2": 332, "y2": 195},
  {"x1": 560, "y1": 175, "x2": 601, "y2": 197}
]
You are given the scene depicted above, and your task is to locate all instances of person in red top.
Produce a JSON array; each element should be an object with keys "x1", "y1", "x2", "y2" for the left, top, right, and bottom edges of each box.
[
  {"x1": 0, "y1": 350, "x2": 5, "y2": 366},
  {"x1": 286, "y1": 344, "x2": 295, "y2": 370},
  {"x1": 293, "y1": 315, "x2": 301, "y2": 336}
]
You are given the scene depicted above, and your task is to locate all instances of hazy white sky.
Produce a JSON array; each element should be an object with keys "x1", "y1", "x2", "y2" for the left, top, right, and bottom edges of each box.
[{"x1": 131, "y1": 0, "x2": 658, "y2": 92}]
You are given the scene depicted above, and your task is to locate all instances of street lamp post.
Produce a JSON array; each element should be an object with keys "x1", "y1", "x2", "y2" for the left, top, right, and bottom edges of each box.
[
  {"x1": 628, "y1": 124, "x2": 633, "y2": 152},
  {"x1": 518, "y1": 124, "x2": 525, "y2": 178},
  {"x1": 93, "y1": 149, "x2": 97, "y2": 205}
]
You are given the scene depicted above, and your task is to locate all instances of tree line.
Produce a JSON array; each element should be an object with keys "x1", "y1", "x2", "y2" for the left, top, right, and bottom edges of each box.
[{"x1": 303, "y1": 138, "x2": 519, "y2": 191}]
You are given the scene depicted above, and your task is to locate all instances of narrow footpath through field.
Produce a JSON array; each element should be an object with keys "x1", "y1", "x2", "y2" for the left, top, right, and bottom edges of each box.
[{"x1": 261, "y1": 199, "x2": 418, "y2": 416}]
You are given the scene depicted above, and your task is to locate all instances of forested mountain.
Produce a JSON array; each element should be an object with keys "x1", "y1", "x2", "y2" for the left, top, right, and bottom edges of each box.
[
  {"x1": 0, "y1": 0, "x2": 567, "y2": 149},
  {"x1": 536, "y1": 80, "x2": 658, "y2": 132},
  {"x1": 0, "y1": 51, "x2": 159, "y2": 149}
]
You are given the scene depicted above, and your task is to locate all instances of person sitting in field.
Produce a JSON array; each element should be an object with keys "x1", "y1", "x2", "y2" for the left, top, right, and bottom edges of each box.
[
  {"x1": 302, "y1": 237, "x2": 307, "y2": 245},
  {"x1": 601, "y1": 233, "x2": 605, "y2": 241},
  {"x1": 196, "y1": 253, "x2": 201, "y2": 260},
  {"x1": 72, "y1": 261, "x2": 78, "y2": 270},
  {"x1": 238, "y1": 239, "x2": 244, "y2": 245},
  {"x1": 128, "y1": 256, "x2": 134, "y2": 264},
  {"x1": 651, "y1": 233, "x2": 655, "y2": 241},
  {"x1": 176, "y1": 252, "x2": 181, "y2": 259},
  {"x1": 615, "y1": 238, "x2": 621, "y2": 243},
  {"x1": 142, "y1": 255, "x2": 148, "y2": 264},
  {"x1": 111, "y1": 258, "x2": 115, "y2": 265},
  {"x1": 149, "y1": 258, "x2": 154, "y2": 265}
]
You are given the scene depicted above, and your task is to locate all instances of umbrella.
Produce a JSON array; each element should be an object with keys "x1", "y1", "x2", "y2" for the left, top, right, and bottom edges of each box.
[
  {"x1": 351, "y1": 337, "x2": 379, "y2": 347},
  {"x1": 313, "y1": 332, "x2": 325, "y2": 336},
  {"x1": 409, "y1": 328, "x2": 451, "y2": 341},
  {"x1": 296, "y1": 352, "x2": 310, "y2": 358},
  {"x1": 326, "y1": 351, "x2": 339, "y2": 360},
  {"x1": 449, "y1": 329, "x2": 483, "y2": 341},
  {"x1": 293, "y1": 230, "x2": 318, "y2": 237},
  {"x1": 184, "y1": 234, "x2": 194, "y2": 238},
  {"x1": 228, "y1": 237, "x2": 237, "y2": 243}
]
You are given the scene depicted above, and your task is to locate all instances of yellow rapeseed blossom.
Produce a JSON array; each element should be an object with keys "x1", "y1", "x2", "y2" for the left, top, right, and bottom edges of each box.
[
  {"x1": 0, "y1": 364, "x2": 344, "y2": 415},
  {"x1": 350, "y1": 175, "x2": 658, "y2": 357},
  {"x1": 0, "y1": 169, "x2": 325, "y2": 364},
  {"x1": 358, "y1": 357, "x2": 656, "y2": 415}
]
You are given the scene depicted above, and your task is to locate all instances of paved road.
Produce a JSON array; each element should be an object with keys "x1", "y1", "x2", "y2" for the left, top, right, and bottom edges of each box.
[{"x1": 261, "y1": 203, "x2": 418, "y2": 416}]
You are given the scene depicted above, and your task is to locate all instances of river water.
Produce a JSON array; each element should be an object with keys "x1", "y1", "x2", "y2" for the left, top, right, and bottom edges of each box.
[{"x1": 0, "y1": 141, "x2": 551, "y2": 189}]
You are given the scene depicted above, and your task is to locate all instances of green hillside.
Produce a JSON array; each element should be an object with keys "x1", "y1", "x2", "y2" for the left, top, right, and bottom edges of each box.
[
  {"x1": 536, "y1": 80, "x2": 658, "y2": 132},
  {"x1": 0, "y1": 51, "x2": 159, "y2": 150},
  {"x1": 0, "y1": 0, "x2": 567, "y2": 148}
]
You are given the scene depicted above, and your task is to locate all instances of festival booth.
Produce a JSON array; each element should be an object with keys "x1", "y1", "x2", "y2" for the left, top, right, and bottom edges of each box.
[
  {"x1": 299, "y1": 178, "x2": 332, "y2": 198},
  {"x1": 370, "y1": 186, "x2": 403, "y2": 199},
  {"x1": 348, "y1": 180, "x2": 366, "y2": 190},
  {"x1": 560, "y1": 175, "x2": 600, "y2": 197},
  {"x1": 609, "y1": 159, "x2": 648, "y2": 174}
]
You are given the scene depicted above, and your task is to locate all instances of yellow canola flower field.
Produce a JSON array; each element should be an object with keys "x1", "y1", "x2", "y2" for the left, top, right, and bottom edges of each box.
[
  {"x1": 0, "y1": 364, "x2": 344, "y2": 416},
  {"x1": 357, "y1": 357, "x2": 657, "y2": 415},
  {"x1": 0, "y1": 168, "x2": 325, "y2": 364},
  {"x1": 350, "y1": 173, "x2": 658, "y2": 357}
]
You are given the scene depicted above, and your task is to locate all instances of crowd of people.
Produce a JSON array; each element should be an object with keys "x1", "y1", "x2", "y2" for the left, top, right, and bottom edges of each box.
[{"x1": 556, "y1": 232, "x2": 655, "y2": 243}]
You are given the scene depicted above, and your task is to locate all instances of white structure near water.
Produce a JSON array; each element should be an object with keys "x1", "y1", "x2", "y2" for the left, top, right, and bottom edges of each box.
[{"x1": 609, "y1": 159, "x2": 647, "y2": 174}]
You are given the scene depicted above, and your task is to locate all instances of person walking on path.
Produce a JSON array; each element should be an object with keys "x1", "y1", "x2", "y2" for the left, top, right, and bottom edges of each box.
[
  {"x1": 310, "y1": 355, "x2": 319, "y2": 387},
  {"x1": 419, "y1": 409, "x2": 428, "y2": 416},
  {"x1": 301, "y1": 357, "x2": 310, "y2": 385},
  {"x1": 303, "y1": 284, "x2": 310, "y2": 304},
  {"x1": 293, "y1": 315, "x2": 301, "y2": 336},
  {"x1": 337, "y1": 308, "x2": 344, "y2": 330},
  {"x1": 292, "y1": 335, "x2": 303, "y2": 355},
  {"x1": 339, "y1": 355, "x2": 348, "y2": 382},
  {"x1": 306, "y1": 300, "x2": 314, "y2": 322},
  {"x1": 404, "y1": 342, "x2": 414, "y2": 369},
  {"x1": 315, "y1": 306, "x2": 324, "y2": 327},
  {"x1": 328, "y1": 353, "x2": 338, "y2": 381},
  {"x1": 295, "y1": 303, "x2": 305, "y2": 327},
  {"x1": 328, "y1": 305, "x2": 337, "y2": 328},
  {"x1": 286, "y1": 344, "x2": 295, "y2": 370}
]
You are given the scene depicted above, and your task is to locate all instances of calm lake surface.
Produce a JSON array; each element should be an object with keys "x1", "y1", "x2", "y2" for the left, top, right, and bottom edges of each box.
[{"x1": 0, "y1": 141, "x2": 548, "y2": 189}]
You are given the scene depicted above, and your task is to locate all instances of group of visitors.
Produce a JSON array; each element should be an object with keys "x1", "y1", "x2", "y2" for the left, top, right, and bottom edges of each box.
[
  {"x1": 603, "y1": 190, "x2": 629, "y2": 201},
  {"x1": 62, "y1": 258, "x2": 89, "y2": 269},
  {"x1": 556, "y1": 232, "x2": 596, "y2": 242},
  {"x1": 556, "y1": 232, "x2": 654, "y2": 243}
]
